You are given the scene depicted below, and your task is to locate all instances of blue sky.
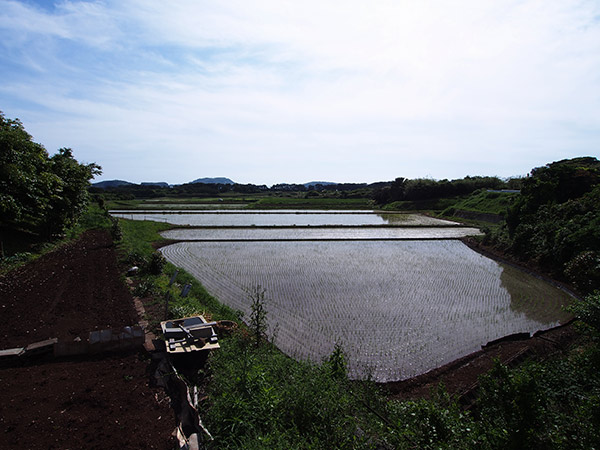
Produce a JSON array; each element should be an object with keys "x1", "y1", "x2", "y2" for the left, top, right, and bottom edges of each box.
[{"x1": 1, "y1": 0, "x2": 599, "y2": 185}]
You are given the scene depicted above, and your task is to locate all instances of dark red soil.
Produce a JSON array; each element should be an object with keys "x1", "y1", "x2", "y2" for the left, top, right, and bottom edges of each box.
[
  {"x1": 0, "y1": 353, "x2": 175, "y2": 450},
  {"x1": 0, "y1": 230, "x2": 139, "y2": 348},
  {"x1": 0, "y1": 230, "x2": 176, "y2": 449}
]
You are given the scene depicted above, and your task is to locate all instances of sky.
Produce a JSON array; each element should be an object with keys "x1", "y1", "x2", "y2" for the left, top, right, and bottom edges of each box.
[{"x1": 1, "y1": 0, "x2": 599, "y2": 186}]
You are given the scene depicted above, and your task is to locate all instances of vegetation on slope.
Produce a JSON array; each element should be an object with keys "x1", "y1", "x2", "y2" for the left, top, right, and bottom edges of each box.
[
  {"x1": 442, "y1": 189, "x2": 519, "y2": 217},
  {"x1": 484, "y1": 157, "x2": 600, "y2": 294}
]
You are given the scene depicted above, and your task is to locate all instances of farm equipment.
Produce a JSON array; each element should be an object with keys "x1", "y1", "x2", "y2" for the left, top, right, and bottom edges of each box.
[{"x1": 160, "y1": 316, "x2": 219, "y2": 354}]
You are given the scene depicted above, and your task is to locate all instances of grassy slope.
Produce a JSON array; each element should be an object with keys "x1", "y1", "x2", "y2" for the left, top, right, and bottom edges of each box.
[{"x1": 443, "y1": 190, "x2": 518, "y2": 215}]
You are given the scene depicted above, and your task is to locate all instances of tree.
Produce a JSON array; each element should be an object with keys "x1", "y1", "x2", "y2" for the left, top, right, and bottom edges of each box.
[
  {"x1": 0, "y1": 112, "x2": 101, "y2": 237},
  {"x1": 42, "y1": 148, "x2": 101, "y2": 236},
  {"x1": 495, "y1": 157, "x2": 600, "y2": 292},
  {"x1": 0, "y1": 112, "x2": 52, "y2": 231}
]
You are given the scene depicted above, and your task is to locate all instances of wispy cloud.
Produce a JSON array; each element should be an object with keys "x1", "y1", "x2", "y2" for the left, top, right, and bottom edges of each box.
[{"x1": 1, "y1": 0, "x2": 599, "y2": 184}]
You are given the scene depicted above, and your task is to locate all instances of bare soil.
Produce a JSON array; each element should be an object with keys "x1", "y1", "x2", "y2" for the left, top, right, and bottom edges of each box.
[{"x1": 0, "y1": 230, "x2": 176, "y2": 449}]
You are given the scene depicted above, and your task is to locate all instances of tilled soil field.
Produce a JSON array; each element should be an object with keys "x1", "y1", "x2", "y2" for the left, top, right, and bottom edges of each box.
[
  {"x1": 0, "y1": 230, "x2": 176, "y2": 449},
  {"x1": 0, "y1": 230, "x2": 139, "y2": 348}
]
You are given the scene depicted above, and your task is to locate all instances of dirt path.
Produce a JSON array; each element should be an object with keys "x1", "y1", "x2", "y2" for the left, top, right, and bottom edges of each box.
[{"x1": 0, "y1": 230, "x2": 176, "y2": 449}]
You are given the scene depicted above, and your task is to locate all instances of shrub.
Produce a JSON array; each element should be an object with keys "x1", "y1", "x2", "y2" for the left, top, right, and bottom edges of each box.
[
  {"x1": 567, "y1": 291, "x2": 600, "y2": 339},
  {"x1": 146, "y1": 251, "x2": 166, "y2": 275},
  {"x1": 247, "y1": 285, "x2": 268, "y2": 348},
  {"x1": 327, "y1": 343, "x2": 347, "y2": 380},
  {"x1": 565, "y1": 251, "x2": 600, "y2": 294},
  {"x1": 125, "y1": 250, "x2": 147, "y2": 268},
  {"x1": 132, "y1": 279, "x2": 156, "y2": 297},
  {"x1": 110, "y1": 216, "x2": 122, "y2": 242}
]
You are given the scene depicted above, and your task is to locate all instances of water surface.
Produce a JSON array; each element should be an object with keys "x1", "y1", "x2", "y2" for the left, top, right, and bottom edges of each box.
[
  {"x1": 111, "y1": 210, "x2": 458, "y2": 226},
  {"x1": 161, "y1": 240, "x2": 572, "y2": 382},
  {"x1": 161, "y1": 227, "x2": 482, "y2": 240}
]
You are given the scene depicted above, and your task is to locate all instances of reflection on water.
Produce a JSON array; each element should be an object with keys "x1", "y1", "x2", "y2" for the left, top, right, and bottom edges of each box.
[
  {"x1": 160, "y1": 226, "x2": 483, "y2": 240},
  {"x1": 161, "y1": 239, "x2": 574, "y2": 382},
  {"x1": 111, "y1": 210, "x2": 459, "y2": 227},
  {"x1": 501, "y1": 264, "x2": 573, "y2": 325}
]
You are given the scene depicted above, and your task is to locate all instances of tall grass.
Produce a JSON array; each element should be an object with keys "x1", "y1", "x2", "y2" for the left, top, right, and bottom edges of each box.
[{"x1": 117, "y1": 218, "x2": 172, "y2": 257}]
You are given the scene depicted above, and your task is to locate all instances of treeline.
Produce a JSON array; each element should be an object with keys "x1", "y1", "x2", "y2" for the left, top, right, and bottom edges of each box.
[
  {"x1": 0, "y1": 112, "x2": 100, "y2": 239},
  {"x1": 372, "y1": 176, "x2": 522, "y2": 204},
  {"x1": 93, "y1": 175, "x2": 518, "y2": 204},
  {"x1": 486, "y1": 156, "x2": 600, "y2": 294},
  {"x1": 90, "y1": 180, "x2": 388, "y2": 200},
  {"x1": 90, "y1": 181, "x2": 269, "y2": 200}
]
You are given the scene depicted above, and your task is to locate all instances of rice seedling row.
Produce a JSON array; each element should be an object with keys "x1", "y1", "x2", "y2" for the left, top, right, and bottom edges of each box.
[
  {"x1": 160, "y1": 240, "x2": 572, "y2": 381},
  {"x1": 160, "y1": 227, "x2": 482, "y2": 240}
]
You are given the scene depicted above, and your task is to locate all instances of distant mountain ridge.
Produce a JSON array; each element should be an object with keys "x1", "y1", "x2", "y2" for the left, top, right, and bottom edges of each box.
[
  {"x1": 92, "y1": 180, "x2": 135, "y2": 188},
  {"x1": 93, "y1": 178, "x2": 342, "y2": 188},
  {"x1": 141, "y1": 182, "x2": 170, "y2": 187},
  {"x1": 190, "y1": 177, "x2": 235, "y2": 185},
  {"x1": 92, "y1": 177, "x2": 236, "y2": 188}
]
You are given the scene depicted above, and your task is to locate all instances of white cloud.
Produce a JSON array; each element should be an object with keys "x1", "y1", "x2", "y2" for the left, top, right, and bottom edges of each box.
[{"x1": 0, "y1": 0, "x2": 599, "y2": 184}]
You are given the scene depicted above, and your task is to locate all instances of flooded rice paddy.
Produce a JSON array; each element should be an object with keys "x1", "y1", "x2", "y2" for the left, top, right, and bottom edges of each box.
[
  {"x1": 161, "y1": 240, "x2": 572, "y2": 382},
  {"x1": 110, "y1": 210, "x2": 458, "y2": 226},
  {"x1": 161, "y1": 226, "x2": 482, "y2": 240},
  {"x1": 116, "y1": 209, "x2": 572, "y2": 381}
]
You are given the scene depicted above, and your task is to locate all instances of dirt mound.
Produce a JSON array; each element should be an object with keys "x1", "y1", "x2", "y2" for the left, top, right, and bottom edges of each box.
[{"x1": 0, "y1": 230, "x2": 175, "y2": 449}]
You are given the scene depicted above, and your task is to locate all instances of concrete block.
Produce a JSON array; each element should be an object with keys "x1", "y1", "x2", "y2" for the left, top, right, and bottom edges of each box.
[
  {"x1": 100, "y1": 329, "x2": 113, "y2": 343},
  {"x1": 89, "y1": 330, "x2": 102, "y2": 345},
  {"x1": 25, "y1": 338, "x2": 58, "y2": 356},
  {"x1": 0, "y1": 347, "x2": 25, "y2": 359},
  {"x1": 54, "y1": 340, "x2": 89, "y2": 357}
]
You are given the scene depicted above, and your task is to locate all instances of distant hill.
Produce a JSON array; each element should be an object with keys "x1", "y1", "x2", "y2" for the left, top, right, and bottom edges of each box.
[
  {"x1": 304, "y1": 181, "x2": 337, "y2": 187},
  {"x1": 190, "y1": 177, "x2": 235, "y2": 185},
  {"x1": 92, "y1": 180, "x2": 135, "y2": 189},
  {"x1": 141, "y1": 182, "x2": 170, "y2": 188}
]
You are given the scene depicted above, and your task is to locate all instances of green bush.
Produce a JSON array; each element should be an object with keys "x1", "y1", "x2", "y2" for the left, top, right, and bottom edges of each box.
[
  {"x1": 476, "y1": 355, "x2": 600, "y2": 450},
  {"x1": 132, "y1": 278, "x2": 156, "y2": 297},
  {"x1": 205, "y1": 333, "x2": 372, "y2": 449},
  {"x1": 384, "y1": 390, "x2": 483, "y2": 450},
  {"x1": 567, "y1": 291, "x2": 600, "y2": 339},
  {"x1": 565, "y1": 251, "x2": 600, "y2": 294},
  {"x1": 146, "y1": 251, "x2": 166, "y2": 275}
]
